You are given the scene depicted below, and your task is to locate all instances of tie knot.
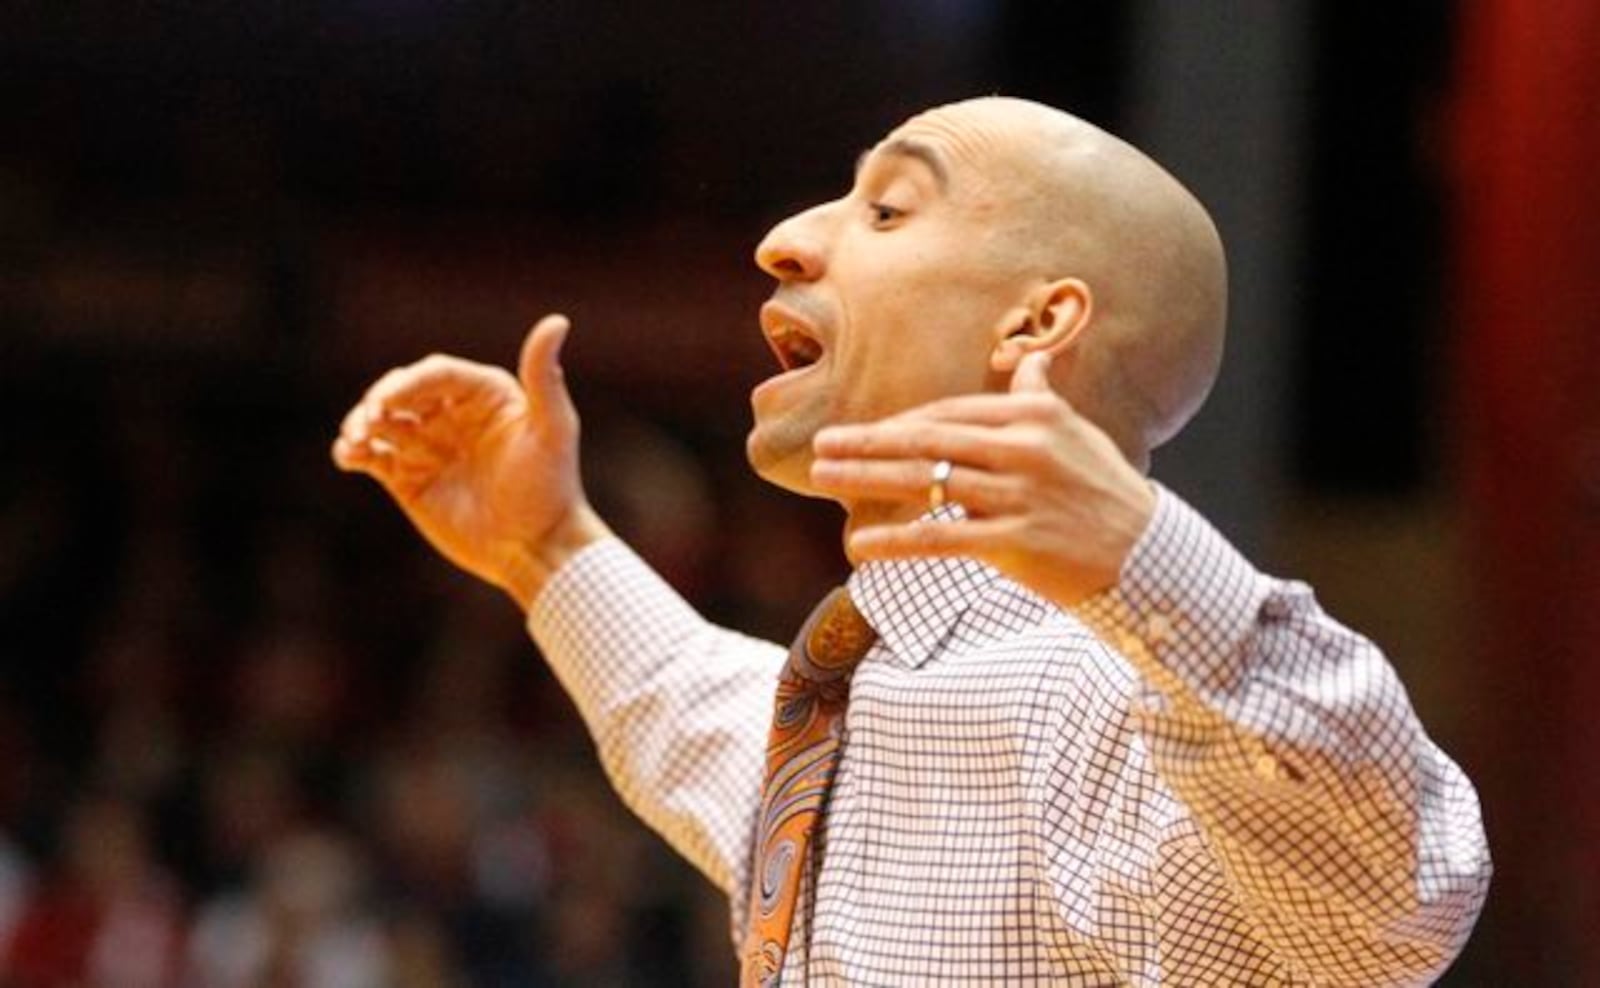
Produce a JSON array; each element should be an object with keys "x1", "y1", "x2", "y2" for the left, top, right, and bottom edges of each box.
[{"x1": 788, "y1": 586, "x2": 877, "y2": 684}]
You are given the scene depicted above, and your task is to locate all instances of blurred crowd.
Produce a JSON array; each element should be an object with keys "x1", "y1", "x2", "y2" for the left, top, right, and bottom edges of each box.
[{"x1": 0, "y1": 347, "x2": 844, "y2": 987}]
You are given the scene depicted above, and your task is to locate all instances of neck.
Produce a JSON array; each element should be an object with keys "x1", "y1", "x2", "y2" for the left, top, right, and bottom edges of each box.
[{"x1": 840, "y1": 497, "x2": 926, "y2": 566}]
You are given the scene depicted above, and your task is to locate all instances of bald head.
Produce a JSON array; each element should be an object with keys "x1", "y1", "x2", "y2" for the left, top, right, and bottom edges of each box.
[
  {"x1": 747, "y1": 96, "x2": 1229, "y2": 496},
  {"x1": 898, "y1": 97, "x2": 1228, "y2": 464}
]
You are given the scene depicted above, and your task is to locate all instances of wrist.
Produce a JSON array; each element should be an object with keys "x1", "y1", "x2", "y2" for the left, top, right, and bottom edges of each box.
[
  {"x1": 1123, "y1": 477, "x2": 1158, "y2": 558},
  {"x1": 495, "y1": 504, "x2": 612, "y2": 610},
  {"x1": 1097, "y1": 475, "x2": 1158, "y2": 591}
]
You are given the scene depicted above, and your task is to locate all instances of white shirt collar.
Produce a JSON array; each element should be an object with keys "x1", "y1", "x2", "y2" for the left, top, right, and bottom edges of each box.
[{"x1": 846, "y1": 507, "x2": 999, "y2": 670}]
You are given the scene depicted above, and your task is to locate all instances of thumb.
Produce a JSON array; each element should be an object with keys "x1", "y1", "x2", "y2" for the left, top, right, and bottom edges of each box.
[
  {"x1": 518, "y1": 313, "x2": 576, "y2": 421},
  {"x1": 1011, "y1": 349, "x2": 1054, "y2": 394}
]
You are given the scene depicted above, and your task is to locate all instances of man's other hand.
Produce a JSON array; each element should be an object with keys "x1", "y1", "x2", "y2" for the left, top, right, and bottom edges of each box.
[
  {"x1": 332, "y1": 314, "x2": 609, "y2": 608},
  {"x1": 809, "y1": 350, "x2": 1156, "y2": 608}
]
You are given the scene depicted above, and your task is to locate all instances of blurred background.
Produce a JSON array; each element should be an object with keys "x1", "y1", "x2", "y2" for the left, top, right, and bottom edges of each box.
[{"x1": 1, "y1": 1, "x2": 1596, "y2": 984}]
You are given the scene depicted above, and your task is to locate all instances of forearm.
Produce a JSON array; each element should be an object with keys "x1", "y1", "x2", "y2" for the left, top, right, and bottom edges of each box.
[
  {"x1": 1076, "y1": 486, "x2": 1490, "y2": 981},
  {"x1": 527, "y1": 537, "x2": 784, "y2": 895}
]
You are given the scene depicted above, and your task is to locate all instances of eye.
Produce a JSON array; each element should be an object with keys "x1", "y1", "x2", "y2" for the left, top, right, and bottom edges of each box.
[{"x1": 868, "y1": 202, "x2": 905, "y2": 228}]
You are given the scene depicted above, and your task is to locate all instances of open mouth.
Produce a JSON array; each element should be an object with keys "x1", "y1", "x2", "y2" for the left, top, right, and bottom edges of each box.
[
  {"x1": 767, "y1": 322, "x2": 824, "y2": 371},
  {"x1": 761, "y1": 303, "x2": 826, "y2": 373}
]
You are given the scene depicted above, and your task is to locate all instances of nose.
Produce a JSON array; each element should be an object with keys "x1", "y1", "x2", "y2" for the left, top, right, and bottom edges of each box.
[{"x1": 754, "y1": 204, "x2": 828, "y2": 282}]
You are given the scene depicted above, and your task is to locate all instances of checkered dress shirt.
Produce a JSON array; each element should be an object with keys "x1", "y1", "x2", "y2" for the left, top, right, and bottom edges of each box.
[{"x1": 528, "y1": 485, "x2": 1490, "y2": 985}]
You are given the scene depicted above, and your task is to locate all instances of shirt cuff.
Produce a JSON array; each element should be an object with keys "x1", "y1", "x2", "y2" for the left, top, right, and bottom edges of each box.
[
  {"x1": 527, "y1": 537, "x2": 710, "y2": 711},
  {"x1": 1074, "y1": 482, "x2": 1273, "y2": 706}
]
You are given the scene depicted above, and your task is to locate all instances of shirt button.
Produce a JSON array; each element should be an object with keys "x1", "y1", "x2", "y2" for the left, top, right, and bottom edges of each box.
[
  {"x1": 1253, "y1": 753, "x2": 1280, "y2": 781},
  {"x1": 1129, "y1": 684, "x2": 1161, "y2": 712},
  {"x1": 1145, "y1": 613, "x2": 1173, "y2": 646}
]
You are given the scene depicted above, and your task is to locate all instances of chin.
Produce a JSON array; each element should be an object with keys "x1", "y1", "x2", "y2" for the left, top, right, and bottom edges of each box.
[{"x1": 745, "y1": 429, "x2": 822, "y2": 498}]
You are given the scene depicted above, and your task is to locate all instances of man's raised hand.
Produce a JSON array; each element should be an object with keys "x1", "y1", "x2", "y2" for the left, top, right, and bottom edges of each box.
[
  {"x1": 332, "y1": 314, "x2": 608, "y2": 608},
  {"x1": 809, "y1": 350, "x2": 1156, "y2": 608}
]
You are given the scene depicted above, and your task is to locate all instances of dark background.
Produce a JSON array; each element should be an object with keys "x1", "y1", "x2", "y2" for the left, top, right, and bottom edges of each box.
[{"x1": 2, "y1": 1, "x2": 1596, "y2": 984}]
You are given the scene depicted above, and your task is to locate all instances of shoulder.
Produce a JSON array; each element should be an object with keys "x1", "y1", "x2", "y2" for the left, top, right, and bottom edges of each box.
[{"x1": 966, "y1": 574, "x2": 1141, "y2": 719}]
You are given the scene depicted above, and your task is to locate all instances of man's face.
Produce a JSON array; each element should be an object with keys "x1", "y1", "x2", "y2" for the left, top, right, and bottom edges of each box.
[{"x1": 746, "y1": 105, "x2": 1040, "y2": 496}]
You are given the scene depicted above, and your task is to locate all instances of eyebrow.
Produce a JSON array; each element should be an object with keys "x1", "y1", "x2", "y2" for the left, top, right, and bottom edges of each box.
[{"x1": 854, "y1": 137, "x2": 949, "y2": 191}]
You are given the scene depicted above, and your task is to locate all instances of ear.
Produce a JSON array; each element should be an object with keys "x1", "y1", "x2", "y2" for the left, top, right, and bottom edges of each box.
[{"x1": 989, "y1": 277, "x2": 1093, "y2": 374}]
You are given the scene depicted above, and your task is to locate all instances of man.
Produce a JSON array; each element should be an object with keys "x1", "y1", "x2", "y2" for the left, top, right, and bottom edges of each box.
[{"x1": 334, "y1": 97, "x2": 1489, "y2": 984}]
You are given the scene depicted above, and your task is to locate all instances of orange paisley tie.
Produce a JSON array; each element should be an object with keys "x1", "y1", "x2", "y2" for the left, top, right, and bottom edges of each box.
[{"x1": 738, "y1": 587, "x2": 877, "y2": 987}]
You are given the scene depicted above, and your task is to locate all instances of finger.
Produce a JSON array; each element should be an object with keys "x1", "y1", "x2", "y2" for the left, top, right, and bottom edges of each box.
[
  {"x1": 847, "y1": 516, "x2": 1021, "y2": 561},
  {"x1": 812, "y1": 421, "x2": 1012, "y2": 467},
  {"x1": 518, "y1": 313, "x2": 576, "y2": 425},
  {"x1": 331, "y1": 434, "x2": 370, "y2": 472},
  {"x1": 866, "y1": 391, "x2": 1066, "y2": 429},
  {"x1": 333, "y1": 430, "x2": 442, "y2": 501},
  {"x1": 334, "y1": 350, "x2": 505, "y2": 475},
  {"x1": 337, "y1": 400, "x2": 373, "y2": 448},
  {"x1": 331, "y1": 430, "x2": 396, "y2": 477},
  {"x1": 364, "y1": 357, "x2": 493, "y2": 413},
  {"x1": 378, "y1": 452, "x2": 446, "y2": 499},
  {"x1": 335, "y1": 398, "x2": 426, "y2": 466},
  {"x1": 362, "y1": 406, "x2": 458, "y2": 465},
  {"x1": 1010, "y1": 350, "x2": 1053, "y2": 394},
  {"x1": 811, "y1": 458, "x2": 1025, "y2": 516}
]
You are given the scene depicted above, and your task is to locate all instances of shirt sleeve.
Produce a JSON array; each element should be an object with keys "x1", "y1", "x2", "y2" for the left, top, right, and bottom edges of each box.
[
  {"x1": 527, "y1": 538, "x2": 785, "y2": 897},
  {"x1": 1074, "y1": 484, "x2": 1491, "y2": 986}
]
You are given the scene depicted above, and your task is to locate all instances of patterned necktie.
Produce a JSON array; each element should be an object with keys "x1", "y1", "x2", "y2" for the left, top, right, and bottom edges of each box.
[{"x1": 739, "y1": 586, "x2": 878, "y2": 987}]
